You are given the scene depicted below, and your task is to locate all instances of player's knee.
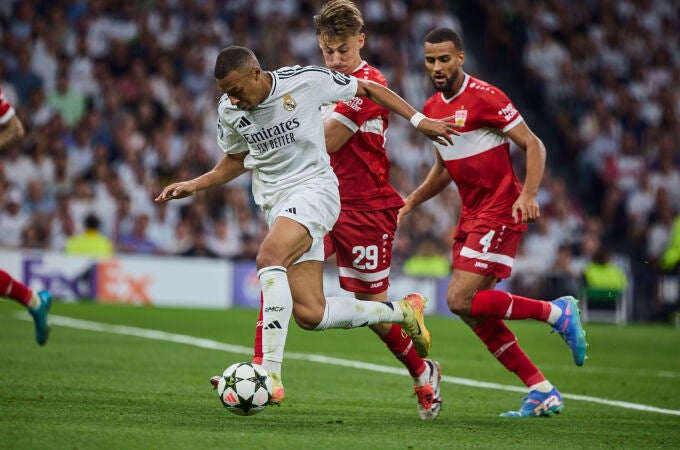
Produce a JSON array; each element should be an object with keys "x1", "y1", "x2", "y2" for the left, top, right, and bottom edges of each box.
[
  {"x1": 255, "y1": 250, "x2": 277, "y2": 270},
  {"x1": 448, "y1": 294, "x2": 472, "y2": 316},
  {"x1": 292, "y1": 303, "x2": 323, "y2": 330}
]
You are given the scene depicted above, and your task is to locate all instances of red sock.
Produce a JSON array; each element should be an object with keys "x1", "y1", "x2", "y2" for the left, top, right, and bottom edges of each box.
[
  {"x1": 252, "y1": 292, "x2": 264, "y2": 365},
  {"x1": 470, "y1": 290, "x2": 551, "y2": 322},
  {"x1": 380, "y1": 324, "x2": 427, "y2": 378},
  {"x1": 0, "y1": 269, "x2": 32, "y2": 307},
  {"x1": 473, "y1": 318, "x2": 546, "y2": 387}
]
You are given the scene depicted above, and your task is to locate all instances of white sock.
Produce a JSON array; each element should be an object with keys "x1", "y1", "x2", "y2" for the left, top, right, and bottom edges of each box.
[
  {"x1": 414, "y1": 361, "x2": 431, "y2": 386},
  {"x1": 547, "y1": 304, "x2": 562, "y2": 325},
  {"x1": 27, "y1": 292, "x2": 40, "y2": 310},
  {"x1": 314, "y1": 297, "x2": 403, "y2": 330},
  {"x1": 258, "y1": 266, "x2": 292, "y2": 376},
  {"x1": 529, "y1": 380, "x2": 554, "y2": 393}
]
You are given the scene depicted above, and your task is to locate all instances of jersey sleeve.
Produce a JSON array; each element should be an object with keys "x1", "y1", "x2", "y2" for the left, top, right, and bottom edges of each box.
[
  {"x1": 216, "y1": 114, "x2": 247, "y2": 154},
  {"x1": 480, "y1": 87, "x2": 523, "y2": 133},
  {"x1": 309, "y1": 67, "x2": 358, "y2": 106},
  {"x1": 331, "y1": 96, "x2": 383, "y2": 132},
  {"x1": 0, "y1": 87, "x2": 16, "y2": 125}
]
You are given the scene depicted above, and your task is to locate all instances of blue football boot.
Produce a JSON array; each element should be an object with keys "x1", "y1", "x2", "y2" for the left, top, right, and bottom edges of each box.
[
  {"x1": 29, "y1": 290, "x2": 51, "y2": 346},
  {"x1": 551, "y1": 296, "x2": 587, "y2": 366}
]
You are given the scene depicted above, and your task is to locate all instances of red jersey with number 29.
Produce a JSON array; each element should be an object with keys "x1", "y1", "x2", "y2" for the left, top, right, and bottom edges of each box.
[
  {"x1": 424, "y1": 73, "x2": 526, "y2": 231},
  {"x1": 323, "y1": 61, "x2": 404, "y2": 211}
]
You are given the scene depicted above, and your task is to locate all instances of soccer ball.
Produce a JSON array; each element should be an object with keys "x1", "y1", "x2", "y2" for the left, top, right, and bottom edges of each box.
[{"x1": 217, "y1": 362, "x2": 272, "y2": 416}]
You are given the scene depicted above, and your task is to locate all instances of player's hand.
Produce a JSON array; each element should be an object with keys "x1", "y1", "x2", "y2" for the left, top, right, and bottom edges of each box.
[
  {"x1": 418, "y1": 116, "x2": 462, "y2": 146},
  {"x1": 512, "y1": 193, "x2": 540, "y2": 224},
  {"x1": 397, "y1": 202, "x2": 413, "y2": 225},
  {"x1": 155, "y1": 181, "x2": 198, "y2": 202}
]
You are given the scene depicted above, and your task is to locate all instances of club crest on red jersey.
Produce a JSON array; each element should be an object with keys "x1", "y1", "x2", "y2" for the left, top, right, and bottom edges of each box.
[{"x1": 455, "y1": 107, "x2": 468, "y2": 126}]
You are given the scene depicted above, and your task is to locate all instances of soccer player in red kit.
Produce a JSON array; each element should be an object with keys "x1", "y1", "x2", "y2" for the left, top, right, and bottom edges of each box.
[
  {"x1": 399, "y1": 28, "x2": 587, "y2": 417},
  {"x1": 250, "y1": 0, "x2": 442, "y2": 419},
  {"x1": 0, "y1": 86, "x2": 52, "y2": 345}
]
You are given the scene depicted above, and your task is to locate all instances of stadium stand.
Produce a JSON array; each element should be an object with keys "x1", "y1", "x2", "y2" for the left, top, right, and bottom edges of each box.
[{"x1": 0, "y1": 0, "x2": 677, "y2": 321}]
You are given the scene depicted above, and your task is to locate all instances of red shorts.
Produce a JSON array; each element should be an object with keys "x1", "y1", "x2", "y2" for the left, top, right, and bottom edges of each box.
[
  {"x1": 324, "y1": 208, "x2": 398, "y2": 294},
  {"x1": 452, "y1": 218, "x2": 523, "y2": 280}
]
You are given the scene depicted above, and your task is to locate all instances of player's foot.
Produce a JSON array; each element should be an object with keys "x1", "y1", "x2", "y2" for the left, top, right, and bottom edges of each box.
[
  {"x1": 398, "y1": 293, "x2": 431, "y2": 358},
  {"x1": 414, "y1": 359, "x2": 442, "y2": 420},
  {"x1": 268, "y1": 372, "x2": 284, "y2": 406},
  {"x1": 500, "y1": 387, "x2": 564, "y2": 418},
  {"x1": 209, "y1": 375, "x2": 220, "y2": 390},
  {"x1": 551, "y1": 296, "x2": 587, "y2": 366},
  {"x1": 29, "y1": 290, "x2": 51, "y2": 346}
]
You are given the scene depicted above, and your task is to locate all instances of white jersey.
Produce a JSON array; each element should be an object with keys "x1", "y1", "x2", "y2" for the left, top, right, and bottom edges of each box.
[{"x1": 216, "y1": 65, "x2": 358, "y2": 210}]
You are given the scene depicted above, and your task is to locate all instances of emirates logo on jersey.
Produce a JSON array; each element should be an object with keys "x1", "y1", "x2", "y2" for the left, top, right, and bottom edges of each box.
[
  {"x1": 455, "y1": 107, "x2": 468, "y2": 126},
  {"x1": 283, "y1": 94, "x2": 297, "y2": 111}
]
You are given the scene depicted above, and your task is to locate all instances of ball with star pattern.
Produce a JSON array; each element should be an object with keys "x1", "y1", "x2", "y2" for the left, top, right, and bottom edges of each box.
[{"x1": 217, "y1": 362, "x2": 272, "y2": 416}]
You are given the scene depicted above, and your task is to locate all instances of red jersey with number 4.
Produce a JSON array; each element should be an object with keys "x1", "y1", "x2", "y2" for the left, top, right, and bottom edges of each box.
[
  {"x1": 0, "y1": 87, "x2": 16, "y2": 125},
  {"x1": 324, "y1": 61, "x2": 404, "y2": 211},
  {"x1": 424, "y1": 73, "x2": 526, "y2": 231}
]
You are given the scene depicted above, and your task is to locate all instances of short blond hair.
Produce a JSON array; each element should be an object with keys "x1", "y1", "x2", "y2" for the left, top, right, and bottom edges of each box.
[{"x1": 314, "y1": 0, "x2": 364, "y2": 43}]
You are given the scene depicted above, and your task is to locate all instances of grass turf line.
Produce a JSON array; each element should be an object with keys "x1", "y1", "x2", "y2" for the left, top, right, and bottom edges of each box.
[{"x1": 1, "y1": 301, "x2": 679, "y2": 449}]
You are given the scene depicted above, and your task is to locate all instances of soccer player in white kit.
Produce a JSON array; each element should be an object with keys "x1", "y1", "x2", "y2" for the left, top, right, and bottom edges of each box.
[
  {"x1": 155, "y1": 46, "x2": 459, "y2": 404},
  {"x1": 251, "y1": 0, "x2": 442, "y2": 419}
]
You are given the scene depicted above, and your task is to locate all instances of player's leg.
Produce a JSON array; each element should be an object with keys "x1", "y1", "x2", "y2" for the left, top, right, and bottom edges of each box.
[
  {"x1": 284, "y1": 261, "x2": 429, "y2": 358},
  {"x1": 447, "y1": 227, "x2": 555, "y2": 321},
  {"x1": 0, "y1": 269, "x2": 51, "y2": 345},
  {"x1": 250, "y1": 229, "x2": 337, "y2": 365},
  {"x1": 256, "y1": 218, "x2": 427, "y2": 402},
  {"x1": 253, "y1": 218, "x2": 336, "y2": 365},
  {"x1": 359, "y1": 293, "x2": 427, "y2": 384},
  {"x1": 331, "y1": 209, "x2": 440, "y2": 419},
  {"x1": 449, "y1": 270, "x2": 549, "y2": 386},
  {"x1": 255, "y1": 215, "x2": 312, "y2": 403},
  {"x1": 253, "y1": 181, "x2": 417, "y2": 403},
  {"x1": 331, "y1": 209, "x2": 429, "y2": 378},
  {"x1": 274, "y1": 184, "x2": 429, "y2": 354},
  {"x1": 448, "y1": 223, "x2": 587, "y2": 366},
  {"x1": 467, "y1": 290, "x2": 586, "y2": 366},
  {"x1": 1, "y1": 269, "x2": 33, "y2": 307},
  {"x1": 358, "y1": 291, "x2": 441, "y2": 420},
  {"x1": 448, "y1": 270, "x2": 563, "y2": 417},
  {"x1": 250, "y1": 234, "x2": 330, "y2": 378},
  {"x1": 446, "y1": 219, "x2": 566, "y2": 417},
  {"x1": 287, "y1": 260, "x2": 399, "y2": 329}
]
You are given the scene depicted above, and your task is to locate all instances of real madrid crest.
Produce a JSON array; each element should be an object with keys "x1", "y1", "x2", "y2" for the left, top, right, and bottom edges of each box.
[{"x1": 283, "y1": 94, "x2": 297, "y2": 111}]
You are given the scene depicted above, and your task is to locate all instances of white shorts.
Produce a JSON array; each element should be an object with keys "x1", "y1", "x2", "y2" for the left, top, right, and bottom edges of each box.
[{"x1": 265, "y1": 177, "x2": 340, "y2": 263}]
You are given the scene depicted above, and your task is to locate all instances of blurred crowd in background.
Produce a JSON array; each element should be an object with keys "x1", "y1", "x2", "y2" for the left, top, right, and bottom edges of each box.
[{"x1": 0, "y1": 0, "x2": 678, "y2": 322}]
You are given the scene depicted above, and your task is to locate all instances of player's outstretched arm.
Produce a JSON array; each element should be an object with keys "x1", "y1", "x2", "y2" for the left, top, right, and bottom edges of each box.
[
  {"x1": 155, "y1": 151, "x2": 248, "y2": 202},
  {"x1": 398, "y1": 151, "x2": 452, "y2": 224},
  {"x1": 354, "y1": 79, "x2": 460, "y2": 146}
]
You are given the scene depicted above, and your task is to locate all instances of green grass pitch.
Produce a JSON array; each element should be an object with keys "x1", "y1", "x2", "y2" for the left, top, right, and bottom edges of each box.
[{"x1": 1, "y1": 300, "x2": 679, "y2": 449}]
